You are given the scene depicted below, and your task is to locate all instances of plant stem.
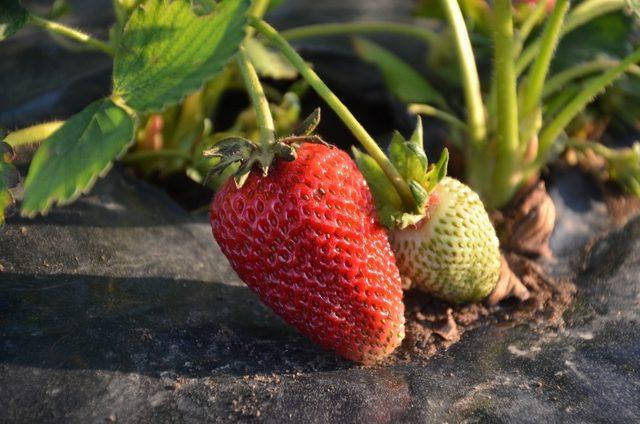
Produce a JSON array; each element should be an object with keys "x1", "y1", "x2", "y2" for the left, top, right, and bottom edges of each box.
[
  {"x1": 4, "y1": 121, "x2": 65, "y2": 148},
  {"x1": 249, "y1": 0, "x2": 270, "y2": 19},
  {"x1": 516, "y1": 0, "x2": 626, "y2": 75},
  {"x1": 250, "y1": 17, "x2": 417, "y2": 210},
  {"x1": 543, "y1": 59, "x2": 640, "y2": 98},
  {"x1": 490, "y1": 0, "x2": 520, "y2": 208},
  {"x1": 536, "y1": 47, "x2": 640, "y2": 165},
  {"x1": 236, "y1": 45, "x2": 276, "y2": 163},
  {"x1": 123, "y1": 149, "x2": 193, "y2": 163},
  {"x1": 281, "y1": 21, "x2": 440, "y2": 46},
  {"x1": 520, "y1": 0, "x2": 569, "y2": 117},
  {"x1": 513, "y1": 0, "x2": 548, "y2": 58},
  {"x1": 565, "y1": 138, "x2": 615, "y2": 159},
  {"x1": 439, "y1": 0, "x2": 486, "y2": 147},
  {"x1": 29, "y1": 15, "x2": 114, "y2": 55},
  {"x1": 408, "y1": 103, "x2": 468, "y2": 134}
]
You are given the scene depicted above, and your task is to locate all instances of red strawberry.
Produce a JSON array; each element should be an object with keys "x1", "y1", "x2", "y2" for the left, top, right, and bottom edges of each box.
[{"x1": 210, "y1": 143, "x2": 405, "y2": 364}]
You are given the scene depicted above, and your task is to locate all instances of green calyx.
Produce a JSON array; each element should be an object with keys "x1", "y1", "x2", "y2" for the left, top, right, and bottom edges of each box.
[
  {"x1": 203, "y1": 108, "x2": 325, "y2": 188},
  {"x1": 353, "y1": 117, "x2": 449, "y2": 229}
]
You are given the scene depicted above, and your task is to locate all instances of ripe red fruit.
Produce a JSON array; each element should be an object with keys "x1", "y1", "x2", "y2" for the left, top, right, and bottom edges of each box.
[{"x1": 210, "y1": 143, "x2": 405, "y2": 364}]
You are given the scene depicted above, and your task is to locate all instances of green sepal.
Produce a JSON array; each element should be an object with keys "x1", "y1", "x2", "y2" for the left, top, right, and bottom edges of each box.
[
  {"x1": 352, "y1": 147, "x2": 403, "y2": 228},
  {"x1": 273, "y1": 141, "x2": 297, "y2": 161},
  {"x1": 389, "y1": 120, "x2": 429, "y2": 187},
  {"x1": 202, "y1": 136, "x2": 257, "y2": 184},
  {"x1": 353, "y1": 118, "x2": 450, "y2": 229},
  {"x1": 293, "y1": 108, "x2": 321, "y2": 137},
  {"x1": 409, "y1": 179, "x2": 429, "y2": 211},
  {"x1": 423, "y1": 147, "x2": 449, "y2": 193}
]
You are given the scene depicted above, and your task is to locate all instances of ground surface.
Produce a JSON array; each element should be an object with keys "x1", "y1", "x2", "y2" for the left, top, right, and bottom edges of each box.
[
  {"x1": 1, "y1": 169, "x2": 639, "y2": 423},
  {"x1": 1, "y1": 1, "x2": 639, "y2": 422}
]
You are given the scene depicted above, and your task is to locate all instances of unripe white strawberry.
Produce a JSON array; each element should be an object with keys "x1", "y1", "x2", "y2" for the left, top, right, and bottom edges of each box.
[
  {"x1": 389, "y1": 177, "x2": 501, "y2": 304},
  {"x1": 354, "y1": 118, "x2": 501, "y2": 304}
]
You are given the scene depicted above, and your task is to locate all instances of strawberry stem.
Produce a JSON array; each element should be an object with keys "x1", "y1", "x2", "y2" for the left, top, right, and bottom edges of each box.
[
  {"x1": 439, "y1": 0, "x2": 486, "y2": 148},
  {"x1": 280, "y1": 21, "x2": 440, "y2": 46},
  {"x1": 536, "y1": 47, "x2": 640, "y2": 167},
  {"x1": 489, "y1": 0, "x2": 520, "y2": 209},
  {"x1": 515, "y1": 0, "x2": 626, "y2": 76},
  {"x1": 543, "y1": 59, "x2": 640, "y2": 99},
  {"x1": 28, "y1": 15, "x2": 115, "y2": 56},
  {"x1": 236, "y1": 44, "x2": 277, "y2": 168},
  {"x1": 520, "y1": 0, "x2": 569, "y2": 119},
  {"x1": 250, "y1": 17, "x2": 417, "y2": 211},
  {"x1": 4, "y1": 121, "x2": 65, "y2": 149},
  {"x1": 513, "y1": 0, "x2": 548, "y2": 58}
]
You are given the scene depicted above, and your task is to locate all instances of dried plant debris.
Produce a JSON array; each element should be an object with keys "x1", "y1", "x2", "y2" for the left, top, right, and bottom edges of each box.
[{"x1": 495, "y1": 181, "x2": 556, "y2": 258}]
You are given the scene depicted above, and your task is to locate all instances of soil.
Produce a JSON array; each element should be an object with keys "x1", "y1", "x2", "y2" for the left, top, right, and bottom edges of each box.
[
  {"x1": 385, "y1": 252, "x2": 576, "y2": 364},
  {"x1": 383, "y1": 177, "x2": 640, "y2": 366}
]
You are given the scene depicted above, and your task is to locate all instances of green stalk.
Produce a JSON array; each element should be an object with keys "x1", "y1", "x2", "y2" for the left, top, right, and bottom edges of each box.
[
  {"x1": 250, "y1": 17, "x2": 417, "y2": 210},
  {"x1": 565, "y1": 138, "x2": 616, "y2": 159},
  {"x1": 29, "y1": 15, "x2": 114, "y2": 55},
  {"x1": 439, "y1": 0, "x2": 486, "y2": 146},
  {"x1": 513, "y1": 0, "x2": 548, "y2": 58},
  {"x1": 281, "y1": 22, "x2": 440, "y2": 46},
  {"x1": 543, "y1": 59, "x2": 640, "y2": 98},
  {"x1": 490, "y1": 0, "x2": 520, "y2": 208},
  {"x1": 520, "y1": 0, "x2": 569, "y2": 116},
  {"x1": 516, "y1": 0, "x2": 626, "y2": 75},
  {"x1": 408, "y1": 103, "x2": 469, "y2": 133},
  {"x1": 248, "y1": 0, "x2": 270, "y2": 19},
  {"x1": 4, "y1": 121, "x2": 64, "y2": 148},
  {"x1": 236, "y1": 44, "x2": 276, "y2": 163},
  {"x1": 536, "y1": 47, "x2": 640, "y2": 166}
]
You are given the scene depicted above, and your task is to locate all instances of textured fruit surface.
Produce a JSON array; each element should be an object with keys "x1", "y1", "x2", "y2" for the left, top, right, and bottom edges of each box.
[
  {"x1": 210, "y1": 143, "x2": 405, "y2": 364},
  {"x1": 390, "y1": 177, "x2": 501, "y2": 304}
]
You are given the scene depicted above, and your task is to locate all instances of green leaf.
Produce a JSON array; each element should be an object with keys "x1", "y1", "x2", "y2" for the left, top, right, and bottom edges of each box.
[
  {"x1": 352, "y1": 37, "x2": 447, "y2": 107},
  {"x1": 0, "y1": 142, "x2": 20, "y2": 225},
  {"x1": 389, "y1": 131, "x2": 429, "y2": 185},
  {"x1": 245, "y1": 37, "x2": 298, "y2": 80},
  {"x1": 190, "y1": 0, "x2": 216, "y2": 15},
  {"x1": 553, "y1": 13, "x2": 634, "y2": 71},
  {"x1": 21, "y1": 99, "x2": 135, "y2": 217},
  {"x1": 113, "y1": 0, "x2": 250, "y2": 112},
  {"x1": 352, "y1": 147, "x2": 403, "y2": 228},
  {"x1": 0, "y1": 0, "x2": 28, "y2": 41}
]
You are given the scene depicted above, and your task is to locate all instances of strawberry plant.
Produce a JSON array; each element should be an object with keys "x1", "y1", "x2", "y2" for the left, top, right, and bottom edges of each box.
[
  {"x1": 2, "y1": 0, "x2": 639, "y2": 363},
  {"x1": 282, "y1": 0, "x2": 640, "y2": 209},
  {"x1": 1, "y1": 0, "x2": 301, "y2": 219}
]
